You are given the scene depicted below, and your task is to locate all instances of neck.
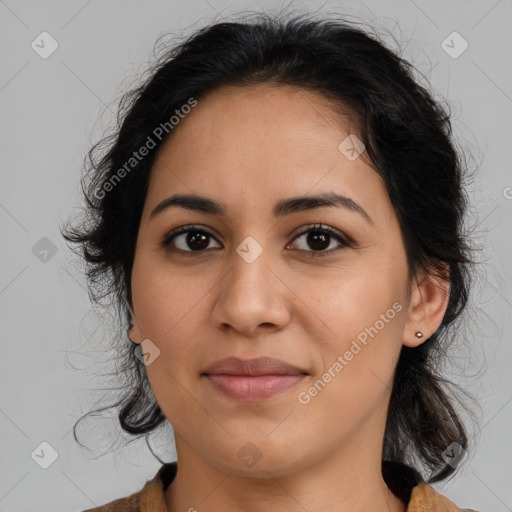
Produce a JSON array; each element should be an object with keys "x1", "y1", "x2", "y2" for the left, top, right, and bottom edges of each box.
[{"x1": 164, "y1": 435, "x2": 407, "y2": 512}]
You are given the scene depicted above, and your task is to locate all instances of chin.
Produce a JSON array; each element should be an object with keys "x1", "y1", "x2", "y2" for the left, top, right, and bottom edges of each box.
[{"x1": 208, "y1": 440, "x2": 310, "y2": 479}]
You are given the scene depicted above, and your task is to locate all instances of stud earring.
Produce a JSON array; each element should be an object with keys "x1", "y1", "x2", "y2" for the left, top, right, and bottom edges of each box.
[{"x1": 415, "y1": 331, "x2": 423, "y2": 338}]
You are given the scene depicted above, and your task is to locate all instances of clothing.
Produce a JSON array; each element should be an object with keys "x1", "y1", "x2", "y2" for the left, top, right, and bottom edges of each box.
[{"x1": 81, "y1": 461, "x2": 480, "y2": 512}]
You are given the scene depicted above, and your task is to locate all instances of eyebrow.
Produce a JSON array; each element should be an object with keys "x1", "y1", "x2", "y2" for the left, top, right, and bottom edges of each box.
[{"x1": 149, "y1": 192, "x2": 373, "y2": 225}]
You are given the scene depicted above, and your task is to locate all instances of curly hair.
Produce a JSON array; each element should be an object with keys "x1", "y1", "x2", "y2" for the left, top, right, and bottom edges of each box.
[{"x1": 62, "y1": 10, "x2": 478, "y2": 483}]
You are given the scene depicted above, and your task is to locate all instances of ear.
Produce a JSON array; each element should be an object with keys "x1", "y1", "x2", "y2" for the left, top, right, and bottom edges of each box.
[
  {"x1": 128, "y1": 319, "x2": 143, "y2": 344},
  {"x1": 127, "y1": 303, "x2": 143, "y2": 345},
  {"x1": 403, "y1": 263, "x2": 450, "y2": 348}
]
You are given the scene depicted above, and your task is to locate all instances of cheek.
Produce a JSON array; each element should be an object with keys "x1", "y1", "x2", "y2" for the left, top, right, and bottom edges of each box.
[
  {"x1": 294, "y1": 302, "x2": 404, "y2": 445},
  {"x1": 131, "y1": 257, "x2": 209, "y2": 398},
  {"x1": 288, "y1": 260, "x2": 405, "y2": 345},
  {"x1": 131, "y1": 251, "x2": 213, "y2": 340},
  {"x1": 132, "y1": 271, "x2": 207, "y2": 431},
  {"x1": 289, "y1": 265, "x2": 405, "y2": 410}
]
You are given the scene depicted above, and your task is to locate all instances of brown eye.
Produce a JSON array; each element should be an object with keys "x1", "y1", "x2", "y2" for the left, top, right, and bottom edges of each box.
[
  {"x1": 288, "y1": 224, "x2": 352, "y2": 257},
  {"x1": 162, "y1": 226, "x2": 221, "y2": 253}
]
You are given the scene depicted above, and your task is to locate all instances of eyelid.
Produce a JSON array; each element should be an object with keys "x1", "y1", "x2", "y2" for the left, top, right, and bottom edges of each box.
[
  {"x1": 161, "y1": 224, "x2": 221, "y2": 247},
  {"x1": 289, "y1": 223, "x2": 348, "y2": 242}
]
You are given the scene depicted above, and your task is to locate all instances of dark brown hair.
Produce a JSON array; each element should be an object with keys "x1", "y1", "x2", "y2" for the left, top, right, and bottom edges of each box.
[{"x1": 62, "y1": 11, "x2": 479, "y2": 483}]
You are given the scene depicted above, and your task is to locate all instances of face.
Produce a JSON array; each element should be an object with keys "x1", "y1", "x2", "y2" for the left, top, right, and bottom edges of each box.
[{"x1": 128, "y1": 84, "x2": 446, "y2": 477}]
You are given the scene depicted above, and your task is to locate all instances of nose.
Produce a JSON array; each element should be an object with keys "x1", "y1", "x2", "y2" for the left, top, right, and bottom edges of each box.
[{"x1": 211, "y1": 244, "x2": 291, "y2": 338}]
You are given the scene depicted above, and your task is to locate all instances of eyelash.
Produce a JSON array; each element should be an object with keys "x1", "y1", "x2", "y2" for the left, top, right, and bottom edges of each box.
[{"x1": 160, "y1": 223, "x2": 353, "y2": 258}]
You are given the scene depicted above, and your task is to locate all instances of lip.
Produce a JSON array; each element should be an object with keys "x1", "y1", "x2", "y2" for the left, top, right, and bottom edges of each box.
[
  {"x1": 205, "y1": 374, "x2": 306, "y2": 401},
  {"x1": 202, "y1": 356, "x2": 307, "y2": 376},
  {"x1": 202, "y1": 356, "x2": 308, "y2": 402}
]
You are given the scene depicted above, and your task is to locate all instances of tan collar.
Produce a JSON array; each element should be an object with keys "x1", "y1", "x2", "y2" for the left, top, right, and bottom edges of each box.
[
  {"x1": 139, "y1": 476, "x2": 167, "y2": 512},
  {"x1": 407, "y1": 482, "x2": 463, "y2": 511}
]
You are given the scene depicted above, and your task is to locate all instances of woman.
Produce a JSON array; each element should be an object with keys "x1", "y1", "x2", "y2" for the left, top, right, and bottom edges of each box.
[{"x1": 63, "y1": 11, "x2": 481, "y2": 512}]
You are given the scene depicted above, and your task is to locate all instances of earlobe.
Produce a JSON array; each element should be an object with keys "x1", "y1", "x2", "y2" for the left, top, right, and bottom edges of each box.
[{"x1": 403, "y1": 265, "x2": 450, "y2": 348}]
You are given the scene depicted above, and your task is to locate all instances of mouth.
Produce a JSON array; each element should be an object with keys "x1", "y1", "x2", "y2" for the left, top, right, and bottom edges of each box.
[{"x1": 201, "y1": 356, "x2": 308, "y2": 402}]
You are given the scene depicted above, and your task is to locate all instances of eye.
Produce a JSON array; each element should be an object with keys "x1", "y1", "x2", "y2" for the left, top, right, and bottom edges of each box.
[
  {"x1": 161, "y1": 225, "x2": 221, "y2": 254},
  {"x1": 287, "y1": 223, "x2": 352, "y2": 257}
]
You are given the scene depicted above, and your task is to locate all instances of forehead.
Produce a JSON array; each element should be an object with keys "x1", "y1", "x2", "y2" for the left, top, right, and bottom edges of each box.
[{"x1": 145, "y1": 83, "x2": 391, "y2": 223}]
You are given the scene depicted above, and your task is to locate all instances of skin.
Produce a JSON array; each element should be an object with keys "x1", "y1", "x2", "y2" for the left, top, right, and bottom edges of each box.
[{"x1": 128, "y1": 83, "x2": 449, "y2": 512}]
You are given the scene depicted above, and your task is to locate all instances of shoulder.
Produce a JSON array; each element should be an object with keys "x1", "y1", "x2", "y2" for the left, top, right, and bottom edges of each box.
[
  {"x1": 80, "y1": 491, "x2": 141, "y2": 512},
  {"x1": 78, "y1": 464, "x2": 172, "y2": 512},
  {"x1": 408, "y1": 481, "x2": 482, "y2": 512}
]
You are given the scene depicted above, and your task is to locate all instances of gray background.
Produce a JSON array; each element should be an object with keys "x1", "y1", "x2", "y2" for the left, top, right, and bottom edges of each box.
[{"x1": 1, "y1": 0, "x2": 511, "y2": 511}]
